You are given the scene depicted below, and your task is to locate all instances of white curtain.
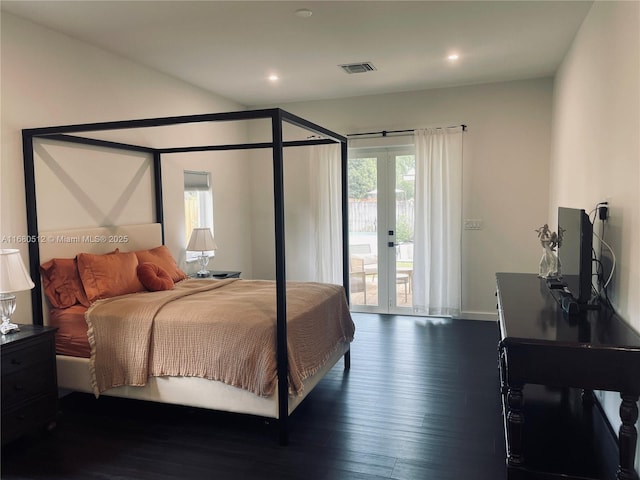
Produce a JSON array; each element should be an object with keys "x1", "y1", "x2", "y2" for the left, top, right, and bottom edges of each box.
[
  {"x1": 309, "y1": 144, "x2": 343, "y2": 284},
  {"x1": 413, "y1": 127, "x2": 464, "y2": 316}
]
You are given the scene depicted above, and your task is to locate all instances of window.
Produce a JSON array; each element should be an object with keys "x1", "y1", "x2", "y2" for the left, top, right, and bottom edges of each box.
[{"x1": 184, "y1": 170, "x2": 214, "y2": 261}]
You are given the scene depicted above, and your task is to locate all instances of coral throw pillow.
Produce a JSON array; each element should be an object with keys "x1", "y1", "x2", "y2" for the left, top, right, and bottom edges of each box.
[
  {"x1": 137, "y1": 262, "x2": 174, "y2": 292},
  {"x1": 134, "y1": 245, "x2": 187, "y2": 283}
]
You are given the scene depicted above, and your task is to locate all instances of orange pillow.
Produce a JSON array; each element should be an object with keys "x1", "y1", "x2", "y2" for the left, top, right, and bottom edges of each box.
[
  {"x1": 137, "y1": 262, "x2": 174, "y2": 292},
  {"x1": 40, "y1": 257, "x2": 90, "y2": 308},
  {"x1": 134, "y1": 245, "x2": 187, "y2": 283},
  {"x1": 77, "y1": 251, "x2": 145, "y2": 303}
]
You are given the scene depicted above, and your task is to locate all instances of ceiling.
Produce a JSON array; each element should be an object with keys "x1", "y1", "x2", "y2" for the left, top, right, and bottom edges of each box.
[{"x1": 1, "y1": 1, "x2": 593, "y2": 107}]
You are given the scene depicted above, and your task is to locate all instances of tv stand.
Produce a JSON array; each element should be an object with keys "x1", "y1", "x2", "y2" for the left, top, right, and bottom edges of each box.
[{"x1": 496, "y1": 273, "x2": 640, "y2": 480}]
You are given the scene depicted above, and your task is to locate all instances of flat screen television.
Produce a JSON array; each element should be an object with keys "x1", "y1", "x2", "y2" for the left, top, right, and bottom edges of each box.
[{"x1": 557, "y1": 207, "x2": 593, "y2": 305}]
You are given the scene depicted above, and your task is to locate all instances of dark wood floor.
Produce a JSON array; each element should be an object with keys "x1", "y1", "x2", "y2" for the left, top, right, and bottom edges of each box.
[{"x1": 1, "y1": 314, "x2": 507, "y2": 480}]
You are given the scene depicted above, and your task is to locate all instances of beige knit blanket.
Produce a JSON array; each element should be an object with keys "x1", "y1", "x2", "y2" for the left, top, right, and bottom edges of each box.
[{"x1": 86, "y1": 279, "x2": 354, "y2": 397}]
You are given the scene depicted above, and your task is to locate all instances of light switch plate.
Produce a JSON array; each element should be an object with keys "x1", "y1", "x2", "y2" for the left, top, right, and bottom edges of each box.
[{"x1": 464, "y1": 219, "x2": 483, "y2": 230}]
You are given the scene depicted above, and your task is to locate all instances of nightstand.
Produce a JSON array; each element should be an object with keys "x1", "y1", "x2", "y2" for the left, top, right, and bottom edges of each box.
[
  {"x1": 189, "y1": 270, "x2": 241, "y2": 279},
  {"x1": 1, "y1": 324, "x2": 58, "y2": 445}
]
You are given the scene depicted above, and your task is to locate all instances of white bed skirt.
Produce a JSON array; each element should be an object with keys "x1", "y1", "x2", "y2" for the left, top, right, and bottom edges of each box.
[{"x1": 56, "y1": 341, "x2": 350, "y2": 419}]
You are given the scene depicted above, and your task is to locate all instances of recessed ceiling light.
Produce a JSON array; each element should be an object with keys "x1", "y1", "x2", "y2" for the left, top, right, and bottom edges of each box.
[
  {"x1": 447, "y1": 54, "x2": 460, "y2": 61},
  {"x1": 268, "y1": 74, "x2": 279, "y2": 82},
  {"x1": 294, "y1": 8, "x2": 313, "y2": 18}
]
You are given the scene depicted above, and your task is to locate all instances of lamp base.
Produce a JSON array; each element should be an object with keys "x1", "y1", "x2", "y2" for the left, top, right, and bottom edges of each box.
[
  {"x1": 195, "y1": 252, "x2": 212, "y2": 277},
  {"x1": 0, "y1": 294, "x2": 19, "y2": 334},
  {"x1": 0, "y1": 318, "x2": 19, "y2": 335}
]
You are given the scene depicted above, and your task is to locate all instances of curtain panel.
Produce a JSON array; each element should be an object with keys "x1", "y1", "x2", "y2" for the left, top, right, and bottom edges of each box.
[
  {"x1": 412, "y1": 127, "x2": 464, "y2": 317},
  {"x1": 310, "y1": 144, "x2": 343, "y2": 284}
]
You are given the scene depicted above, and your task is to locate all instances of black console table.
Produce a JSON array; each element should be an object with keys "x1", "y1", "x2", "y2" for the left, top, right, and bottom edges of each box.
[{"x1": 496, "y1": 272, "x2": 640, "y2": 480}]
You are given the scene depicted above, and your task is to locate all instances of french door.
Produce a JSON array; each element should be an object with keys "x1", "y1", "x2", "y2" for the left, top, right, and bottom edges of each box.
[{"x1": 348, "y1": 147, "x2": 415, "y2": 314}]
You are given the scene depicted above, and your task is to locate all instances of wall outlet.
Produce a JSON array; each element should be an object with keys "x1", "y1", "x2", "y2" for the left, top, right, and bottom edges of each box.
[{"x1": 464, "y1": 219, "x2": 483, "y2": 230}]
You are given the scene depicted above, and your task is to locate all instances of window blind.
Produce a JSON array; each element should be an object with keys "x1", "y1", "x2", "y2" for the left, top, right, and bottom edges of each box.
[{"x1": 184, "y1": 170, "x2": 210, "y2": 191}]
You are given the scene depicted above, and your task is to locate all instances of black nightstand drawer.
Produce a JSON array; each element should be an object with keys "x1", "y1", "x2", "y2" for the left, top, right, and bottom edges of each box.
[
  {"x1": 2, "y1": 339, "x2": 53, "y2": 376},
  {"x1": 1, "y1": 325, "x2": 58, "y2": 445},
  {"x1": 2, "y1": 360, "x2": 57, "y2": 406},
  {"x1": 1, "y1": 393, "x2": 58, "y2": 445}
]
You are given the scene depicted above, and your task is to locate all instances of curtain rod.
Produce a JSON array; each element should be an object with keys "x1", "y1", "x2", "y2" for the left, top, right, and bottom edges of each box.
[{"x1": 346, "y1": 124, "x2": 467, "y2": 137}]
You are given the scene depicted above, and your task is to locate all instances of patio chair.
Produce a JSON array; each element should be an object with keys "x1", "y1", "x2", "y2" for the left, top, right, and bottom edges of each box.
[
  {"x1": 349, "y1": 258, "x2": 367, "y2": 303},
  {"x1": 349, "y1": 244, "x2": 378, "y2": 281}
]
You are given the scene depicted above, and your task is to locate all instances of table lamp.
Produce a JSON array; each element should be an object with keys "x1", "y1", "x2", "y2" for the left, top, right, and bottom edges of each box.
[
  {"x1": 0, "y1": 249, "x2": 35, "y2": 334},
  {"x1": 187, "y1": 228, "x2": 218, "y2": 277}
]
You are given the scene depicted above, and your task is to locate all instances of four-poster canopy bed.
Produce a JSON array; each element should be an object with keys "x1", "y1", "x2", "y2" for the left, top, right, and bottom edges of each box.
[{"x1": 21, "y1": 108, "x2": 353, "y2": 445}]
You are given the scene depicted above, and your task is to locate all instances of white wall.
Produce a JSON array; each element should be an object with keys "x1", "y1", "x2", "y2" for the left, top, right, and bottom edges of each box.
[
  {"x1": 251, "y1": 78, "x2": 554, "y2": 318},
  {"x1": 550, "y1": 0, "x2": 640, "y2": 470},
  {"x1": 551, "y1": 1, "x2": 639, "y2": 325},
  {"x1": 32, "y1": 139, "x2": 155, "y2": 231},
  {"x1": 1, "y1": 13, "x2": 254, "y2": 323}
]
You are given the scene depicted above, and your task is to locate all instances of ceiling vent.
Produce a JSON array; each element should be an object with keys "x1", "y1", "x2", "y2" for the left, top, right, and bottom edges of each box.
[{"x1": 339, "y1": 62, "x2": 377, "y2": 74}]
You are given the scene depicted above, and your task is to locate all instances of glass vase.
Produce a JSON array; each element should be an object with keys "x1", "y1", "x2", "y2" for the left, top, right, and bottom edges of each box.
[{"x1": 539, "y1": 242, "x2": 560, "y2": 279}]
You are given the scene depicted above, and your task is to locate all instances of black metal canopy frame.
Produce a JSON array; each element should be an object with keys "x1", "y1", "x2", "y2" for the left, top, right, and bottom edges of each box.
[{"x1": 22, "y1": 108, "x2": 350, "y2": 445}]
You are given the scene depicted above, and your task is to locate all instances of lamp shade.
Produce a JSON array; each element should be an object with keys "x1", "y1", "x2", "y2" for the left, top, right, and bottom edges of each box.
[
  {"x1": 186, "y1": 228, "x2": 218, "y2": 252},
  {"x1": 0, "y1": 249, "x2": 35, "y2": 293}
]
